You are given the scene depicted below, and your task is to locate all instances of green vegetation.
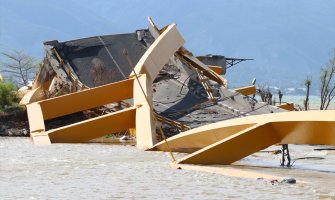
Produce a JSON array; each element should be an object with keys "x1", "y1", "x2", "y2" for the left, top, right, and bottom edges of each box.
[{"x1": 0, "y1": 79, "x2": 19, "y2": 112}]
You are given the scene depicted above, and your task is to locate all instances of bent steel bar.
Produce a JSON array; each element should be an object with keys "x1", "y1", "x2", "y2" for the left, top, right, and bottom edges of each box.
[{"x1": 150, "y1": 110, "x2": 335, "y2": 165}]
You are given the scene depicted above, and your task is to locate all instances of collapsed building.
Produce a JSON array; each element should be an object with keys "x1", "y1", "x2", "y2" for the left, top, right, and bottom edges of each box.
[{"x1": 21, "y1": 18, "x2": 335, "y2": 165}]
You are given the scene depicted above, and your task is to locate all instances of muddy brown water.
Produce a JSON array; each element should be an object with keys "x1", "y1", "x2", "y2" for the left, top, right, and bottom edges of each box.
[{"x1": 0, "y1": 137, "x2": 334, "y2": 199}]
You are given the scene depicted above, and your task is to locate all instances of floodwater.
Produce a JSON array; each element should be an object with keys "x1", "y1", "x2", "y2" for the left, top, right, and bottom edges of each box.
[
  {"x1": 282, "y1": 95, "x2": 335, "y2": 110},
  {"x1": 0, "y1": 138, "x2": 334, "y2": 199}
]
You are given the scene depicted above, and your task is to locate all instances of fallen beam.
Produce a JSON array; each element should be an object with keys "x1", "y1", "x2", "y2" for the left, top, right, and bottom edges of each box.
[
  {"x1": 277, "y1": 103, "x2": 295, "y2": 111},
  {"x1": 208, "y1": 65, "x2": 224, "y2": 75},
  {"x1": 149, "y1": 123, "x2": 256, "y2": 153},
  {"x1": 150, "y1": 110, "x2": 335, "y2": 165},
  {"x1": 48, "y1": 107, "x2": 136, "y2": 143},
  {"x1": 26, "y1": 78, "x2": 135, "y2": 144},
  {"x1": 234, "y1": 85, "x2": 256, "y2": 96},
  {"x1": 177, "y1": 123, "x2": 280, "y2": 165},
  {"x1": 39, "y1": 78, "x2": 134, "y2": 120}
]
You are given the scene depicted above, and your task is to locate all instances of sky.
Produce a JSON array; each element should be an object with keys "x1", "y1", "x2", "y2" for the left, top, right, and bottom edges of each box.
[{"x1": 0, "y1": 0, "x2": 335, "y2": 94}]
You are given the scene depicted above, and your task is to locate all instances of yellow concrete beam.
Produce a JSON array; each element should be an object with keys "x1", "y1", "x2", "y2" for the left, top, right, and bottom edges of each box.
[
  {"x1": 26, "y1": 78, "x2": 135, "y2": 144},
  {"x1": 149, "y1": 123, "x2": 256, "y2": 153},
  {"x1": 130, "y1": 24, "x2": 185, "y2": 82},
  {"x1": 20, "y1": 86, "x2": 47, "y2": 106},
  {"x1": 150, "y1": 110, "x2": 335, "y2": 165},
  {"x1": 147, "y1": 17, "x2": 227, "y2": 87},
  {"x1": 177, "y1": 123, "x2": 280, "y2": 165},
  {"x1": 133, "y1": 74, "x2": 157, "y2": 148},
  {"x1": 208, "y1": 65, "x2": 223, "y2": 75},
  {"x1": 178, "y1": 118, "x2": 335, "y2": 165},
  {"x1": 26, "y1": 102, "x2": 51, "y2": 144},
  {"x1": 130, "y1": 22, "x2": 186, "y2": 148},
  {"x1": 26, "y1": 103, "x2": 45, "y2": 133},
  {"x1": 234, "y1": 85, "x2": 256, "y2": 96},
  {"x1": 277, "y1": 103, "x2": 294, "y2": 111},
  {"x1": 48, "y1": 107, "x2": 136, "y2": 143},
  {"x1": 30, "y1": 132, "x2": 51, "y2": 145},
  {"x1": 135, "y1": 104, "x2": 155, "y2": 148},
  {"x1": 274, "y1": 121, "x2": 335, "y2": 145},
  {"x1": 151, "y1": 110, "x2": 335, "y2": 153},
  {"x1": 39, "y1": 78, "x2": 134, "y2": 120}
]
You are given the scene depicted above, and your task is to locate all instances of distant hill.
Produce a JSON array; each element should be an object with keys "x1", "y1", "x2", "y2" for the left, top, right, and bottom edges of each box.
[{"x1": 1, "y1": 0, "x2": 334, "y2": 95}]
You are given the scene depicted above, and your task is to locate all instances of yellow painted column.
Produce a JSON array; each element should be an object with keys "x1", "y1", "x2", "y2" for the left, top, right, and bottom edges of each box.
[{"x1": 133, "y1": 74, "x2": 157, "y2": 149}]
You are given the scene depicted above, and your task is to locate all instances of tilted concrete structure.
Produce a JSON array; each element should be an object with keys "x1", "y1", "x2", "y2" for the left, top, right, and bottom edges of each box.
[
  {"x1": 26, "y1": 23, "x2": 184, "y2": 149},
  {"x1": 22, "y1": 18, "x2": 335, "y2": 165}
]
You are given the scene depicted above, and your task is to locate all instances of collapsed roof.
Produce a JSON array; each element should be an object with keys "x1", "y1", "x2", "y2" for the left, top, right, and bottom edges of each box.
[{"x1": 43, "y1": 30, "x2": 154, "y2": 87}]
